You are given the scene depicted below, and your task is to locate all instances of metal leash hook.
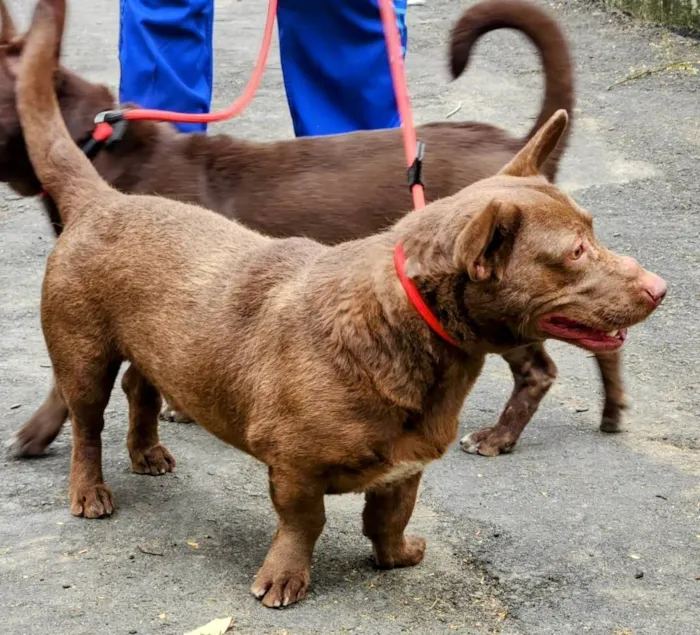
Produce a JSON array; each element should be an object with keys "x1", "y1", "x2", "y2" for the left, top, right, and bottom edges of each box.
[{"x1": 407, "y1": 140, "x2": 426, "y2": 192}]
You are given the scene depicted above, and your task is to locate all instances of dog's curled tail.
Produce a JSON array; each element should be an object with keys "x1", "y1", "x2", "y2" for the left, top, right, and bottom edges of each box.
[
  {"x1": 16, "y1": 0, "x2": 111, "y2": 222},
  {"x1": 449, "y1": 0, "x2": 574, "y2": 144}
]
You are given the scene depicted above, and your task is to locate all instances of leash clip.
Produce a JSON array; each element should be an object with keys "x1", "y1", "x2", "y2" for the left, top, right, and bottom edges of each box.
[
  {"x1": 81, "y1": 111, "x2": 129, "y2": 159},
  {"x1": 94, "y1": 110, "x2": 129, "y2": 146},
  {"x1": 407, "y1": 140, "x2": 426, "y2": 191},
  {"x1": 104, "y1": 119, "x2": 129, "y2": 148}
]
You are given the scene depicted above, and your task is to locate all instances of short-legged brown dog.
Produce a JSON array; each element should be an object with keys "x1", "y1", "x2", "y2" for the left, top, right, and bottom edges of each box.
[
  {"x1": 3, "y1": 0, "x2": 626, "y2": 460},
  {"x1": 17, "y1": 0, "x2": 666, "y2": 608}
]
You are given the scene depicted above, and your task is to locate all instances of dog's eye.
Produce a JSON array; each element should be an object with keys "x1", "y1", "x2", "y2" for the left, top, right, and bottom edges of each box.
[{"x1": 570, "y1": 244, "x2": 584, "y2": 261}]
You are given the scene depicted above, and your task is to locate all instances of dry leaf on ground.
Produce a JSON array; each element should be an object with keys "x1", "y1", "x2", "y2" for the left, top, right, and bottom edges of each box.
[{"x1": 184, "y1": 617, "x2": 234, "y2": 635}]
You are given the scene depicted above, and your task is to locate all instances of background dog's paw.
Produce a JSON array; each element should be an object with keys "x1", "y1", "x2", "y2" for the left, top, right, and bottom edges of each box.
[
  {"x1": 459, "y1": 427, "x2": 515, "y2": 457},
  {"x1": 600, "y1": 413, "x2": 623, "y2": 433},
  {"x1": 159, "y1": 404, "x2": 194, "y2": 424},
  {"x1": 600, "y1": 390, "x2": 628, "y2": 433},
  {"x1": 5, "y1": 432, "x2": 39, "y2": 459},
  {"x1": 251, "y1": 566, "x2": 310, "y2": 608},
  {"x1": 5, "y1": 428, "x2": 51, "y2": 459},
  {"x1": 70, "y1": 483, "x2": 114, "y2": 518},
  {"x1": 130, "y1": 443, "x2": 176, "y2": 475},
  {"x1": 600, "y1": 398, "x2": 627, "y2": 433}
]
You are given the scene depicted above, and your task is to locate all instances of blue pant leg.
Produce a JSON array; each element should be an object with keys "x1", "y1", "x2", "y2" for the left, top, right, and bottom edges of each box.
[
  {"x1": 119, "y1": 0, "x2": 214, "y2": 133},
  {"x1": 278, "y1": 0, "x2": 408, "y2": 137}
]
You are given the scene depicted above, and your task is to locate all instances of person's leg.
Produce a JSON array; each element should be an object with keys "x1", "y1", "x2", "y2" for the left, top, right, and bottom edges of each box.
[
  {"x1": 278, "y1": 0, "x2": 408, "y2": 137},
  {"x1": 119, "y1": 0, "x2": 214, "y2": 133}
]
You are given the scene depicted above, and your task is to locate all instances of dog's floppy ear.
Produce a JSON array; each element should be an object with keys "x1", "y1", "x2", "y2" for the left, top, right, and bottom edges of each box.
[
  {"x1": 454, "y1": 199, "x2": 522, "y2": 282},
  {"x1": 499, "y1": 109, "x2": 569, "y2": 177},
  {"x1": 0, "y1": 1, "x2": 17, "y2": 44}
]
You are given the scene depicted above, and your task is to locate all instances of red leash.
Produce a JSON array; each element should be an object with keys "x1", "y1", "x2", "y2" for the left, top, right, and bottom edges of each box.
[
  {"x1": 378, "y1": 0, "x2": 456, "y2": 346},
  {"x1": 124, "y1": 0, "x2": 277, "y2": 125},
  {"x1": 377, "y1": 0, "x2": 425, "y2": 210}
]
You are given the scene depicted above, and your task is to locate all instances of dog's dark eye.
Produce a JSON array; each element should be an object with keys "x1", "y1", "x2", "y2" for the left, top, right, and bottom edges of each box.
[{"x1": 570, "y1": 244, "x2": 584, "y2": 260}]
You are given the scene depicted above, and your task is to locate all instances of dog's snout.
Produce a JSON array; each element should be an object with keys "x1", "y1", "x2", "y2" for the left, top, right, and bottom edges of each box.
[
  {"x1": 617, "y1": 256, "x2": 666, "y2": 309},
  {"x1": 619, "y1": 255, "x2": 641, "y2": 276},
  {"x1": 639, "y1": 271, "x2": 667, "y2": 308}
]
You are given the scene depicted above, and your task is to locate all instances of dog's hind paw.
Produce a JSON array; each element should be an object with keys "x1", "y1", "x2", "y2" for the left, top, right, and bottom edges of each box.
[
  {"x1": 130, "y1": 443, "x2": 176, "y2": 476},
  {"x1": 373, "y1": 535, "x2": 426, "y2": 569}
]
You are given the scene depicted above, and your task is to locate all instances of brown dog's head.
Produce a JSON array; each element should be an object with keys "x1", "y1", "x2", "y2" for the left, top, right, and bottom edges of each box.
[
  {"x1": 401, "y1": 109, "x2": 666, "y2": 353},
  {"x1": 0, "y1": 0, "x2": 113, "y2": 194}
]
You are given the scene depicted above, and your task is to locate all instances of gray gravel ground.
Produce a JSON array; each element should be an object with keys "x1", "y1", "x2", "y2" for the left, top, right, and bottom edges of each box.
[{"x1": 0, "y1": 0, "x2": 698, "y2": 633}]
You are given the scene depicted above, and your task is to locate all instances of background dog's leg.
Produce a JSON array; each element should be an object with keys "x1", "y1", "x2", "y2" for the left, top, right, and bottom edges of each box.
[
  {"x1": 251, "y1": 468, "x2": 326, "y2": 608},
  {"x1": 59, "y1": 355, "x2": 121, "y2": 519},
  {"x1": 595, "y1": 350, "x2": 626, "y2": 432},
  {"x1": 7, "y1": 384, "x2": 68, "y2": 457},
  {"x1": 460, "y1": 344, "x2": 557, "y2": 456},
  {"x1": 122, "y1": 365, "x2": 176, "y2": 475},
  {"x1": 362, "y1": 472, "x2": 426, "y2": 569},
  {"x1": 159, "y1": 400, "x2": 194, "y2": 424}
]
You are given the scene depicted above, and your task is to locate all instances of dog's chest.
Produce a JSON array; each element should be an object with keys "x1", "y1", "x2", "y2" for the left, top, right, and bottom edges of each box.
[{"x1": 371, "y1": 460, "x2": 431, "y2": 488}]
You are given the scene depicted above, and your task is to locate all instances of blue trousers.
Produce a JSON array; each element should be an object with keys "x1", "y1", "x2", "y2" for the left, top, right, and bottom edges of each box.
[{"x1": 118, "y1": 0, "x2": 407, "y2": 136}]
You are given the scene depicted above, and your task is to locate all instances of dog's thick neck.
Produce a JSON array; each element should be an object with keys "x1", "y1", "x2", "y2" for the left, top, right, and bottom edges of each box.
[
  {"x1": 313, "y1": 229, "x2": 478, "y2": 413},
  {"x1": 389, "y1": 200, "x2": 528, "y2": 355}
]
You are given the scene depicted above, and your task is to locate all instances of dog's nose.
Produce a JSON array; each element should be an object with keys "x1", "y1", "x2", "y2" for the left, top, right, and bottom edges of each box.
[{"x1": 640, "y1": 271, "x2": 667, "y2": 308}]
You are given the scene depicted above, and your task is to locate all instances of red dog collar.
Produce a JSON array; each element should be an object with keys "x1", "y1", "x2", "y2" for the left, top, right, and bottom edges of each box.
[{"x1": 393, "y1": 243, "x2": 457, "y2": 347}]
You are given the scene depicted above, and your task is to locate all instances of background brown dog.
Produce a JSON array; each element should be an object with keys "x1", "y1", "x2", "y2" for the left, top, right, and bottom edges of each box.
[
  {"x1": 16, "y1": 0, "x2": 665, "y2": 609},
  {"x1": 0, "y1": 0, "x2": 630, "y2": 463}
]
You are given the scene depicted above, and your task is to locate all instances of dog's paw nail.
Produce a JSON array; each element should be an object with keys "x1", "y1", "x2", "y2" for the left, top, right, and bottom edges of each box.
[{"x1": 251, "y1": 586, "x2": 266, "y2": 599}]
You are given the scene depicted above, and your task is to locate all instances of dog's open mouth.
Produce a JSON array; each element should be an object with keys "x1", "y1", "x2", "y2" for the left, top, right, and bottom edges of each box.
[{"x1": 539, "y1": 315, "x2": 627, "y2": 352}]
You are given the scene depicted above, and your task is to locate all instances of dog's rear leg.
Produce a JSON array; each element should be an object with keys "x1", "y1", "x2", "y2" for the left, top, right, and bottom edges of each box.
[
  {"x1": 460, "y1": 343, "x2": 557, "y2": 456},
  {"x1": 363, "y1": 472, "x2": 426, "y2": 569},
  {"x1": 251, "y1": 468, "x2": 325, "y2": 608},
  {"x1": 59, "y1": 355, "x2": 121, "y2": 519},
  {"x1": 7, "y1": 384, "x2": 68, "y2": 458},
  {"x1": 122, "y1": 365, "x2": 176, "y2": 475},
  {"x1": 595, "y1": 350, "x2": 626, "y2": 432}
]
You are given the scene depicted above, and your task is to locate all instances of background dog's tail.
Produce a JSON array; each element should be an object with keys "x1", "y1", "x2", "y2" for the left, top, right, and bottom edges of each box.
[
  {"x1": 449, "y1": 0, "x2": 574, "y2": 145},
  {"x1": 15, "y1": 0, "x2": 111, "y2": 222}
]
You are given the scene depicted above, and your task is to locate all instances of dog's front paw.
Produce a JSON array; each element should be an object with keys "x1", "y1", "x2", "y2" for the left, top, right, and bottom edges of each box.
[
  {"x1": 130, "y1": 443, "x2": 176, "y2": 475},
  {"x1": 374, "y1": 535, "x2": 426, "y2": 569},
  {"x1": 159, "y1": 404, "x2": 194, "y2": 424},
  {"x1": 70, "y1": 483, "x2": 114, "y2": 518},
  {"x1": 459, "y1": 427, "x2": 516, "y2": 457},
  {"x1": 251, "y1": 565, "x2": 310, "y2": 608}
]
